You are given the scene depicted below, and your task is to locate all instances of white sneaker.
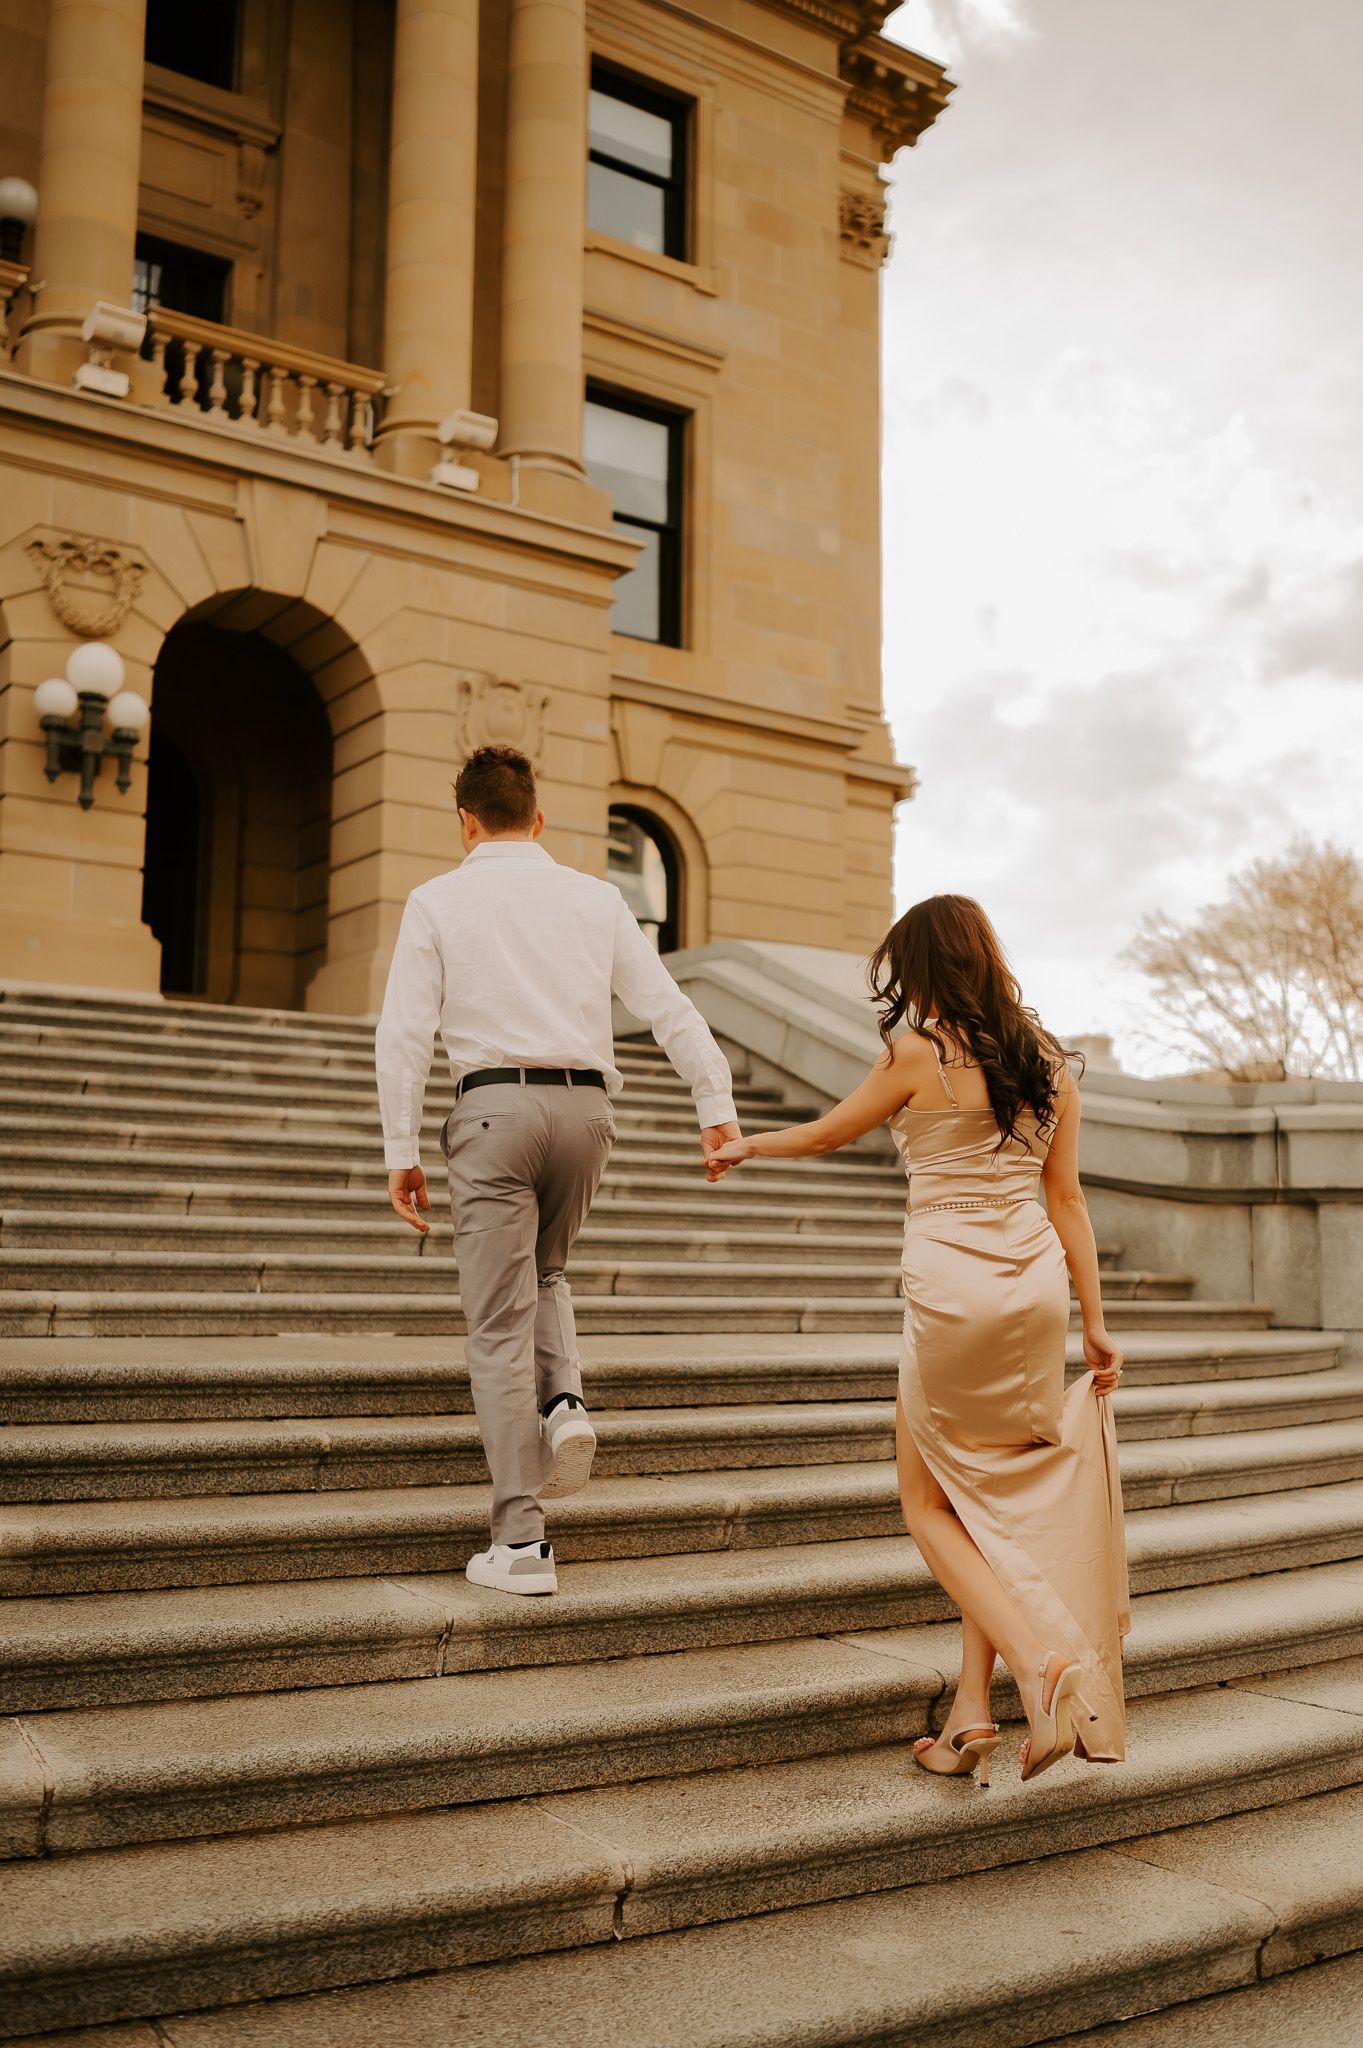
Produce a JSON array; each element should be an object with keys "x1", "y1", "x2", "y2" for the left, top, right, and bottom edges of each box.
[
  {"x1": 540, "y1": 1394, "x2": 597, "y2": 1500},
  {"x1": 465, "y1": 1541, "x2": 558, "y2": 1596}
]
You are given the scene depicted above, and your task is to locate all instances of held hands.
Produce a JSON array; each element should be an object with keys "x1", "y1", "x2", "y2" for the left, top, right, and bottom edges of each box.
[
  {"x1": 1084, "y1": 1324, "x2": 1123, "y2": 1396},
  {"x1": 701, "y1": 1122, "x2": 748, "y2": 1182},
  {"x1": 388, "y1": 1165, "x2": 432, "y2": 1234}
]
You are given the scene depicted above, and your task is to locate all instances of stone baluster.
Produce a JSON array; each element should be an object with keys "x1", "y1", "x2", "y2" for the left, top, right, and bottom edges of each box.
[
  {"x1": 350, "y1": 391, "x2": 374, "y2": 451},
  {"x1": 177, "y1": 339, "x2": 201, "y2": 407},
  {"x1": 206, "y1": 348, "x2": 229, "y2": 420},
  {"x1": 239, "y1": 357, "x2": 259, "y2": 425},
  {"x1": 295, "y1": 372, "x2": 317, "y2": 441},
  {"x1": 264, "y1": 364, "x2": 288, "y2": 433},
  {"x1": 149, "y1": 329, "x2": 169, "y2": 398},
  {"x1": 322, "y1": 381, "x2": 344, "y2": 445}
]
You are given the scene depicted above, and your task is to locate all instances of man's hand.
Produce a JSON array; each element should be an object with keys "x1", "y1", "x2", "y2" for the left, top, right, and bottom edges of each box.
[
  {"x1": 388, "y1": 1165, "x2": 432, "y2": 1233},
  {"x1": 700, "y1": 1121, "x2": 742, "y2": 1182}
]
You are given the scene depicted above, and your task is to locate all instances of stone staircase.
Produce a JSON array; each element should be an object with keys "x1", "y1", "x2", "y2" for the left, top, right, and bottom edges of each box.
[{"x1": 1, "y1": 987, "x2": 1361, "y2": 2046}]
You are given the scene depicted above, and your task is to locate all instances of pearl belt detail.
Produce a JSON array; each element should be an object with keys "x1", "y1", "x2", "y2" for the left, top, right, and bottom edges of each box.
[{"x1": 911, "y1": 1195, "x2": 1032, "y2": 1217}]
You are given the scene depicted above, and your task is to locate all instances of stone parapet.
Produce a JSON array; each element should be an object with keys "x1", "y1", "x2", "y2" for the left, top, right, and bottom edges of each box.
[{"x1": 650, "y1": 940, "x2": 1363, "y2": 1335}]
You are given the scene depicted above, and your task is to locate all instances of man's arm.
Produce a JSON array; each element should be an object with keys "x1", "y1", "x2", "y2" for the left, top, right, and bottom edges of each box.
[
  {"x1": 610, "y1": 897, "x2": 738, "y2": 1143},
  {"x1": 375, "y1": 893, "x2": 443, "y2": 1226}
]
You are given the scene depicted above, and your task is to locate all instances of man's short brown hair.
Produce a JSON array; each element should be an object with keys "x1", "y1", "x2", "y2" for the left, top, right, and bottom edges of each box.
[{"x1": 453, "y1": 746, "x2": 539, "y2": 834}]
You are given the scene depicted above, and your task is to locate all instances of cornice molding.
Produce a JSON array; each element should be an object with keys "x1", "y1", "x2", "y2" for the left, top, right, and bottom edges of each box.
[{"x1": 841, "y1": 31, "x2": 954, "y2": 156}]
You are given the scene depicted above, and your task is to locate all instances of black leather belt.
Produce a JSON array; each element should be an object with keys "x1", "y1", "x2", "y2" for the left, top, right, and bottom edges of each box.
[{"x1": 456, "y1": 1066, "x2": 607, "y2": 1098}]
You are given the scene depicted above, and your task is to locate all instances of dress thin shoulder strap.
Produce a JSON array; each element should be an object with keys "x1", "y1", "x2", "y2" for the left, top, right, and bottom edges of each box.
[{"x1": 927, "y1": 1034, "x2": 958, "y2": 1108}]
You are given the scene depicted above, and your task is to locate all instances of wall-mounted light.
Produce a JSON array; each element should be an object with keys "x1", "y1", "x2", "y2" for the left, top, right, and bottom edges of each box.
[
  {"x1": 35, "y1": 642, "x2": 150, "y2": 810},
  {"x1": 0, "y1": 176, "x2": 37, "y2": 263}
]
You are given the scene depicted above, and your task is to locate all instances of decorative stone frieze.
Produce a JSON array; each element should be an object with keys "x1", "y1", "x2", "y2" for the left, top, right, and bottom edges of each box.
[
  {"x1": 25, "y1": 534, "x2": 147, "y2": 638},
  {"x1": 840, "y1": 189, "x2": 890, "y2": 268},
  {"x1": 457, "y1": 672, "x2": 550, "y2": 771}
]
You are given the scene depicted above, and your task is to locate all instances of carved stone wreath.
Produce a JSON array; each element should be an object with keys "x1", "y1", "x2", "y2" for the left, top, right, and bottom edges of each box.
[
  {"x1": 26, "y1": 535, "x2": 147, "y2": 638},
  {"x1": 839, "y1": 188, "x2": 891, "y2": 269},
  {"x1": 456, "y1": 672, "x2": 550, "y2": 772}
]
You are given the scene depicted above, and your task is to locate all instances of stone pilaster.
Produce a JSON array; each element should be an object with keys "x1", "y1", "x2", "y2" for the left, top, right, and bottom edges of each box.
[
  {"x1": 498, "y1": 0, "x2": 588, "y2": 477},
  {"x1": 373, "y1": 0, "x2": 479, "y2": 476},
  {"x1": 16, "y1": 0, "x2": 148, "y2": 385}
]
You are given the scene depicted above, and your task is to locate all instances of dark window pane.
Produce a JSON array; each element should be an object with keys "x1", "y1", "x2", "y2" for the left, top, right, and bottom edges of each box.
[
  {"x1": 133, "y1": 235, "x2": 229, "y2": 321},
  {"x1": 608, "y1": 813, "x2": 670, "y2": 937},
  {"x1": 145, "y1": 0, "x2": 237, "y2": 90},
  {"x1": 610, "y1": 520, "x2": 662, "y2": 641},
  {"x1": 588, "y1": 66, "x2": 688, "y2": 262},
  {"x1": 588, "y1": 161, "x2": 666, "y2": 254},
  {"x1": 589, "y1": 88, "x2": 673, "y2": 179},
  {"x1": 584, "y1": 400, "x2": 669, "y2": 523}
]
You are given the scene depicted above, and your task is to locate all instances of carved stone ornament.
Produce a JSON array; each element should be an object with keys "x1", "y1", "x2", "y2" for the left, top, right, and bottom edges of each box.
[
  {"x1": 457, "y1": 672, "x2": 550, "y2": 772},
  {"x1": 839, "y1": 188, "x2": 891, "y2": 269},
  {"x1": 236, "y1": 138, "x2": 269, "y2": 220},
  {"x1": 26, "y1": 534, "x2": 147, "y2": 638}
]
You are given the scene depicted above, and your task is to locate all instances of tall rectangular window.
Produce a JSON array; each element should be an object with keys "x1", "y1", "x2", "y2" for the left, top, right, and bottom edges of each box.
[
  {"x1": 588, "y1": 65, "x2": 689, "y2": 261},
  {"x1": 145, "y1": 0, "x2": 238, "y2": 91},
  {"x1": 584, "y1": 391, "x2": 685, "y2": 647}
]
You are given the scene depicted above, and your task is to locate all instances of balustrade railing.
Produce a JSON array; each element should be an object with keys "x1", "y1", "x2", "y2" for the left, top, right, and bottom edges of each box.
[
  {"x1": 0, "y1": 258, "x2": 29, "y2": 363},
  {"x1": 143, "y1": 308, "x2": 387, "y2": 456}
]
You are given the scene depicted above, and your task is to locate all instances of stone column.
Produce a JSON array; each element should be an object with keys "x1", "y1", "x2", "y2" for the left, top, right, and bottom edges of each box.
[
  {"x1": 374, "y1": 0, "x2": 479, "y2": 476},
  {"x1": 17, "y1": 0, "x2": 148, "y2": 384},
  {"x1": 499, "y1": 0, "x2": 588, "y2": 476}
]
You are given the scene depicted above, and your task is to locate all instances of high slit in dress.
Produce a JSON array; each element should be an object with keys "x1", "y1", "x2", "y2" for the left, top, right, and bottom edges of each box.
[{"x1": 893, "y1": 1046, "x2": 1131, "y2": 1761}]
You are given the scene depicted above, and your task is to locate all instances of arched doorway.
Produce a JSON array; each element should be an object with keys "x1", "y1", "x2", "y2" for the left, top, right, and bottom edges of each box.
[
  {"x1": 143, "y1": 619, "x2": 334, "y2": 1006},
  {"x1": 608, "y1": 804, "x2": 682, "y2": 952}
]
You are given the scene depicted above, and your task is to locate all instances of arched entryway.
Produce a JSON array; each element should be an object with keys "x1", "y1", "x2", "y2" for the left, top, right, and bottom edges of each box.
[
  {"x1": 608, "y1": 804, "x2": 683, "y2": 953},
  {"x1": 143, "y1": 615, "x2": 334, "y2": 1006}
]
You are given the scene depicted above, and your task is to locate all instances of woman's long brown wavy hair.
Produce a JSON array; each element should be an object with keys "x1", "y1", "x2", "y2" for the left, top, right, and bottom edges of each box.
[{"x1": 869, "y1": 895, "x2": 1081, "y2": 1149}]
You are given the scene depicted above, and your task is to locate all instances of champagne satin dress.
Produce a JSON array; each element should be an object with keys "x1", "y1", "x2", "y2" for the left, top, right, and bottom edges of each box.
[{"x1": 892, "y1": 1047, "x2": 1131, "y2": 1761}]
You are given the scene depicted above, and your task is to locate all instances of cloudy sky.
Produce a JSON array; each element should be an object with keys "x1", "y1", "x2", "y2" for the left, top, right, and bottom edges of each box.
[{"x1": 879, "y1": 0, "x2": 1363, "y2": 1066}]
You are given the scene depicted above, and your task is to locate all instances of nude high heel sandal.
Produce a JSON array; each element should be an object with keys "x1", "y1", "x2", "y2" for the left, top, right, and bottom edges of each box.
[
  {"x1": 912, "y1": 1724, "x2": 1002, "y2": 1787},
  {"x1": 1020, "y1": 1653, "x2": 1098, "y2": 1783}
]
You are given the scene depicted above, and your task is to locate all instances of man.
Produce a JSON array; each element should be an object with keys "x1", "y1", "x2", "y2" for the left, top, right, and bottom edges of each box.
[{"x1": 375, "y1": 745, "x2": 741, "y2": 1596}]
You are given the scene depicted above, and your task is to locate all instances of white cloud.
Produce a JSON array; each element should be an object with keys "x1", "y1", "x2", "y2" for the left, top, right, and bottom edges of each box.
[
  {"x1": 888, "y1": 0, "x2": 1033, "y2": 65},
  {"x1": 882, "y1": 349, "x2": 1363, "y2": 1066}
]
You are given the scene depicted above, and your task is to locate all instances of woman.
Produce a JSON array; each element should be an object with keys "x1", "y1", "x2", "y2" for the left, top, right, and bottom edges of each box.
[{"x1": 709, "y1": 895, "x2": 1130, "y2": 1783}]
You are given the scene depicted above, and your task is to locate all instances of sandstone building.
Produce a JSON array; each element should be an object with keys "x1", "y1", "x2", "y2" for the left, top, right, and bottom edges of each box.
[{"x1": 0, "y1": 0, "x2": 950, "y2": 1014}]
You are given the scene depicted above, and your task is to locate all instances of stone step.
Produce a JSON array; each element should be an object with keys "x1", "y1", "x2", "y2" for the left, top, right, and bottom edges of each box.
[
  {"x1": 0, "y1": 1173, "x2": 913, "y2": 1228},
  {"x1": 1, "y1": 1633, "x2": 936, "y2": 1861},
  {"x1": 0, "y1": 1286, "x2": 1271, "y2": 1339},
  {"x1": 1, "y1": 1670, "x2": 1360, "y2": 2039},
  {"x1": 0, "y1": 1048, "x2": 773, "y2": 1114},
  {"x1": 7, "y1": 1481, "x2": 1363, "y2": 1711},
  {"x1": 1, "y1": 1114, "x2": 887, "y2": 1183},
  {"x1": 0, "y1": 1245, "x2": 1190, "y2": 1306},
  {"x1": 1, "y1": 1331, "x2": 1337, "y2": 1424},
  {"x1": 0, "y1": 994, "x2": 689, "y2": 1072},
  {"x1": 0, "y1": 1208, "x2": 912, "y2": 1266},
  {"x1": 1047, "y1": 1948, "x2": 1363, "y2": 2048},
  {"x1": 60, "y1": 1785, "x2": 1359, "y2": 2048},
  {"x1": 8, "y1": 1561, "x2": 1363, "y2": 1864},
  {"x1": 6, "y1": 1399, "x2": 1363, "y2": 1509},
  {"x1": 0, "y1": 1134, "x2": 900, "y2": 1201},
  {"x1": 0, "y1": 1402, "x2": 893, "y2": 1503},
  {"x1": 4, "y1": 1422, "x2": 1361, "y2": 1596},
  {"x1": 2, "y1": 1076, "x2": 798, "y2": 1140}
]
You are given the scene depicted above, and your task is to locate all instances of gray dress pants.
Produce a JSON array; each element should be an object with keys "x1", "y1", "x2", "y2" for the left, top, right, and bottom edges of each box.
[{"x1": 441, "y1": 1079, "x2": 616, "y2": 1544}]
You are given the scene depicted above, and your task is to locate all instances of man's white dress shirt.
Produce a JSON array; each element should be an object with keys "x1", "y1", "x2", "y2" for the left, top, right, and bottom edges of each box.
[{"x1": 375, "y1": 840, "x2": 737, "y2": 1170}]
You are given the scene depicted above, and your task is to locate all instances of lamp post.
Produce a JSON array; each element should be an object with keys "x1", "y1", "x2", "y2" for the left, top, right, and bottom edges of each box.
[
  {"x1": 35, "y1": 642, "x2": 150, "y2": 809},
  {"x1": 0, "y1": 176, "x2": 37, "y2": 263}
]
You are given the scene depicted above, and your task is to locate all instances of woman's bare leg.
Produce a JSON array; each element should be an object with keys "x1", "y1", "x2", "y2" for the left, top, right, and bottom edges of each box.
[
  {"x1": 897, "y1": 1396, "x2": 1050, "y2": 1756},
  {"x1": 955, "y1": 1613, "x2": 999, "y2": 1729}
]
